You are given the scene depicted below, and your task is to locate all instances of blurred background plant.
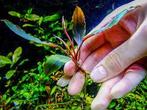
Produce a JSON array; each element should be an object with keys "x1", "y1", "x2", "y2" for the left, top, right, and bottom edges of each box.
[{"x1": 0, "y1": 0, "x2": 146, "y2": 110}]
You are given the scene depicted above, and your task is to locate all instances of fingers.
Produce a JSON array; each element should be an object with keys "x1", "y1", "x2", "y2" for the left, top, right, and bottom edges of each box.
[
  {"x1": 67, "y1": 44, "x2": 112, "y2": 95},
  {"x1": 64, "y1": 1, "x2": 143, "y2": 78},
  {"x1": 90, "y1": 20, "x2": 147, "y2": 82},
  {"x1": 88, "y1": 0, "x2": 145, "y2": 35},
  {"x1": 67, "y1": 72, "x2": 85, "y2": 95},
  {"x1": 81, "y1": 44, "x2": 112, "y2": 72},
  {"x1": 64, "y1": 32, "x2": 105, "y2": 77},
  {"x1": 91, "y1": 64, "x2": 146, "y2": 110},
  {"x1": 91, "y1": 75, "x2": 122, "y2": 110},
  {"x1": 64, "y1": 60, "x2": 76, "y2": 77},
  {"x1": 79, "y1": 32, "x2": 105, "y2": 62},
  {"x1": 64, "y1": 4, "x2": 144, "y2": 77},
  {"x1": 111, "y1": 64, "x2": 146, "y2": 99}
]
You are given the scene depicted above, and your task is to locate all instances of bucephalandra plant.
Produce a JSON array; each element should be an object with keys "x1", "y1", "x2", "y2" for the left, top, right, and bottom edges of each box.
[
  {"x1": 56, "y1": 6, "x2": 89, "y2": 87},
  {"x1": 1, "y1": 3, "x2": 146, "y2": 109},
  {"x1": 1, "y1": 6, "x2": 90, "y2": 88},
  {"x1": 1, "y1": 5, "x2": 130, "y2": 88}
]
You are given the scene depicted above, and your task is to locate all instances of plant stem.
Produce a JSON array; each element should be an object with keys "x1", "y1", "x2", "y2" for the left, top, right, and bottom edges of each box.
[{"x1": 62, "y1": 17, "x2": 76, "y2": 57}]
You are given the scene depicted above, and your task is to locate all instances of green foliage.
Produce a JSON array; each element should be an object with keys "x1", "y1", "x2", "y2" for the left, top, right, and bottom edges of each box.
[
  {"x1": 2, "y1": 20, "x2": 44, "y2": 44},
  {"x1": 0, "y1": 55, "x2": 12, "y2": 68},
  {"x1": 8, "y1": 11, "x2": 21, "y2": 18},
  {"x1": 5, "y1": 70, "x2": 16, "y2": 79},
  {"x1": 0, "y1": 47, "x2": 23, "y2": 69},
  {"x1": 44, "y1": 55, "x2": 70, "y2": 74},
  {"x1": 12, "y1": 47, "x2": 22, "y2": 64},
  {"x1": 0, "y1": 5, "x2": 146, "y2": 110},
  {"x1": 43, "y1": 13, "x2": 60, "y2": 22},
  {"x1": 5, "y1": 9, "x2": 73, "y2": 55}
]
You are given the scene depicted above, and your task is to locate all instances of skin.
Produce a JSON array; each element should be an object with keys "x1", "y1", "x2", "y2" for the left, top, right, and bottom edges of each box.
[{"x1": 64, "y1": 0, "x2": 147, "y2": 109}]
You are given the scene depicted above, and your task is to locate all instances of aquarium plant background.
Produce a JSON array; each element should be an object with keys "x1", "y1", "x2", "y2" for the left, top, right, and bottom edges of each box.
[{"x1": 0, "y1": 0, "x2": 146, "y2": 110}]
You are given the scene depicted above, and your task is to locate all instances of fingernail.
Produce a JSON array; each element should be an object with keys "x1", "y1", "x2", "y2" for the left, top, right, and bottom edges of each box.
[{"x1": 90, "y1": 66, "x2": 107, "y2": 82}]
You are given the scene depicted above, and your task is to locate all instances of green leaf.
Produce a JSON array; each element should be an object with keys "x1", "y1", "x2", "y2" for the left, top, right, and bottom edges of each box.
[
  {"x1": 25, "y1": 14, "x2": 40, "y2": 21},
  {"x1": 8, "y1": 11, "x2": 21, "y2": 18},
  {"x1": 2, "y1": 19, "x2": 44, "y2": 44},
  {"x1": 109, "y1": 101, "x2": 116, "y2": 109},
  {"x1": 89, "y1": 9, "x2": 129, "y2": 35},
  {"x1": 12, "y1": 47, "x2": 22, "y2": 64},
  {"x1": 23, "y1": 92, "x2": 31, "y2": 99},
  {"x1": 44, "y1": 55, "x2": 70, "y2": 74},
  {"x1": 0, "y1": 55, "x2": 12, "y2": 68},
  {"x1": 43, "y1": 13, "x2": 60, "y2": 22},
  {"x1": 18, "y1": 58, "x2": 29, "y2": 66},
  {"x1": 27, "y1": 8, "x2": 33, "y2": 14},
  {"x1": 52, "y1": 27, "x2": 63, "y2": 32},
  {"x1": 6, "y1": 97, "x2": 12, "y2": 104},
  {"x1": 72, "y1": 6, "x2": 86, "y2": 46},
  {"x1": 7, "y1": 52, "x2": 13, "y2": 58},
  {"x1": 38, "y1": 16, "x2": 43, "y2": 25},
  {"x1": 50, "y1": 86, "x2": 57, "y2": 95},
  {"x1": 5, "y1": 70, "x2": 16, "y2": 79},
  {"x1": 22, "y1": 24, "x2": 34, "y2": 27}
]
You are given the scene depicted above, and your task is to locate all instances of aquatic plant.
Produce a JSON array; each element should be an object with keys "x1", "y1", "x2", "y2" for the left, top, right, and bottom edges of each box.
[{"x1": 0, "y1": 4, "x2": 146, "y2": 110}]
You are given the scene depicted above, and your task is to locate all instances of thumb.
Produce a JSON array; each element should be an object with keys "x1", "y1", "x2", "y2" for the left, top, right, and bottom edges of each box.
[{"x1": 90, "y1": 20, "x2": 147, "y2": 82}]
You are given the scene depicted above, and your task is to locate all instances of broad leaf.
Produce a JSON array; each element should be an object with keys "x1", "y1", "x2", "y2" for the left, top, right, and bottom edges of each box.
[
  {"x1": 0, "y1": 55, "x2": 12, "y2": 68},
  {"x1": 72, "y1": 6, "x2": 86, "y2": 46},
  {"x1": 43, "y1": 13, "x2": 60, "y2": 22},
  {"x1": 12, "y1": 47, "x2": 22, "y2": 64},
  {"x1": 44, "y1": 55, "x2": 70, "y2": 74},
  {"x1": 2, "y1": 20, "x2": 44, "y2": 44},
  {"x1": 24, "y1": 14, "x2": 40, "y2": 21},
  {"x1": 6, "y1": 70, "x2": 16, "y2": 79}
]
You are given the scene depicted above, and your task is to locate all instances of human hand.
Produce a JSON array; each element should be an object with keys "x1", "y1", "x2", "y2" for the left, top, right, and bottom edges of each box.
[{"x1": 63, "y1": 0, "x2": 147, "y2": 109}]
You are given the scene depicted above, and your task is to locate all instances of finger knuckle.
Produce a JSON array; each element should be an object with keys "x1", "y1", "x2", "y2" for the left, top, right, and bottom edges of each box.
[{"x1": 103, "y1": 52, "x2": 124, "y2": 74}]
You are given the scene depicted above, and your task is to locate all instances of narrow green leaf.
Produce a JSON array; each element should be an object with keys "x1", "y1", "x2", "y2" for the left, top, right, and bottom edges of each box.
[
  {"x1": 5, "y1": 70, "x2": 16, "y2": 79},
  {"x1": 44, "y1": 55, "x2": 70, "y2": 74},
  {"x1": 38, "y1": 16, "x2": 43, "y2": 25},
  {"x1": 8, "y1": 11, "x2": 21, "y2": 18},
  {"x1": 18, "y1": 58, "x2": 29, "y2": 66},
  {"x1": 0, "y1": 55, "x2": 12, "y2": 68},
  {"x1": 72, "y1": 6, "x2": 86, "y2": 46},
  {"x1": 12, "y1": 47, "x2": 22, "y2": 64},
  {"x1": 22, "y1": 24, "x2": 34, "y2": 27},
  {"x1": 43, "y1": 13, "x2": 60, "y2": 22},
  {"x1": 50, "y1": 86, "x2": 57, "y2": 95},
  {"x1": 2, "y1": 19, "x2": 44, "y2": 44},
  {"x1": 5, "y1": 97, "x2": 12, "y2": 104}
]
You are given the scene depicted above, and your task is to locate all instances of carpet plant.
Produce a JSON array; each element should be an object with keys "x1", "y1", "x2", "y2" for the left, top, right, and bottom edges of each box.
[{"x1": 0, "y1": 3, "x2": 146, "y2": 110}]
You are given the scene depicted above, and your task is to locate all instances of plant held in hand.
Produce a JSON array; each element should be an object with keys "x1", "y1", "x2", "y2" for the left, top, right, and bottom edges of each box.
[{"x1": 1, "y1": 5, "x2": 129, "y2": 88}]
